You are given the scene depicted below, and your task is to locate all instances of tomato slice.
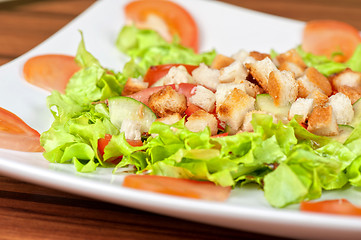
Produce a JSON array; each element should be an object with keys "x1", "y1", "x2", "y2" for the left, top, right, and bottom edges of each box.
[
  {"x1": 123, "y1": 175, "x2": 231, "y2": 201},
  {"x1": 98, "y1": 134, "x2": 113, "y2": 157},
  {"x1": 23, "y1": 54, "x2": 81, "y2": 93},
  {"x1": 98, "y1": 134, "x2": 143, "y2": 164},
  {"x1": 144, "y1": 64, "x2": 198, "y2": 86},
  {"x1": 185, "y1": 103, "x2": 202, "y2": 117},
  {"x1": 125, "y1": 0, "x2": 199, "y2": 52},
  {"x1": 211, "y1": 132, "x2": 229, "y2": 138},
  {"x1": 300, "y1": 199, "x2": 361, "y2": 217},
  {"x1": 127, "y1": 83, "x2": 197, "y2": 106},
  {"x1": 302, "y1": 20, "x2": 361, "y2": 62},
  {"x1": 0, "y1": 107, "x2": 43, "y2": 152},
  {"x1": 127, "y1": 85, "x2": 166, "y2": 105},
  {"x1": 175, "y1": 83, "x2": 197, "y2": 100}
]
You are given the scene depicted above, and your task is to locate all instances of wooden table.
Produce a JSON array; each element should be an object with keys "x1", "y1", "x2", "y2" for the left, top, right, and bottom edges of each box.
[{"x1": 1, "y1": 0, "x2": 360, "y2": 239}]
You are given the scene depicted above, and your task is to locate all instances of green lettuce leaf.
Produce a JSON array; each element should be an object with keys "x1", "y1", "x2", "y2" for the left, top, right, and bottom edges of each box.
[
  {"x1": 297, "y1": 43, "x2": 361, "y2": 76},
  {"x1": 40, "y1": 35, "x2": 126, "y2": 172},
  {"x1": 115, "y1": 25, "x2": 216, "y2": 77},
  {"x1": 346, "y1": 44, "x2": 361, "y2": 72}
]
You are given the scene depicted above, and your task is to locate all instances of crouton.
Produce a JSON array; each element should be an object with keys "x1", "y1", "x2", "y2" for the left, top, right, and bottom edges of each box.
[
  {"x1": 148, "y1": 86, "x2": 187, "y2": 118},
  {"x1": 249, "y1": 51, "x2": 271, "y2": 61},
  {"x1": 231, "y1": 49, "x2": 249, "y2": 62},
  {"x1": 245, "y1": 57, "x2": 278, "y2": 91},
  {"x1": 326, "y1": 93, "x2": 354, "y2": 125},
  {"x1": 337, "y1": 85, "x2": 361, "y2": 104},
  {"x1": 278, "y1": 61, "x2": 305, "y2": 78},
  {"x1": 268, "y1": 70, "x2": 298, "y2": 106},
  {"x1": 215, "y1": 83, "x2": 247, "y2": 107},
  {"x1": 122, "y1": 77, "x2": 149, "y2": 95},
  {"x1": 211, "y1": 54, "x2": 235, "y2": 70},
  {"x1": 189, "y1": 85, "x2": 216, "y2": 112},
  {"x1": 276, "y1": 49, "x2": 307, "y2": 69},
  {"x1": 307, "y1": 106, "x2": 339, "y2": 136},
  {"x1": 163, "y1": 65, "x2": 194, "y2": 85},
  {"x1": 185, "y1": 110, "x2": 218, "y2": 135},
  {"x1": 192, "y1": 63, "x2": 220, "y2": 90},
  {"x1": 330, "y1": 68, "x2": 361, "y2": 90},
  {"x1": 306, "y1": 89, "x2": 329, "y2": 107},
  {"x1": 241, "y1": 110, "x2": 277, "y2": 132},
  {"x1": 297, "y1": 67, "x2": 332, "y2": 98},
  {"x1": 156, "y1": 113, "x2": 183, "y2": 125},
  {"x1": 219, "y1": 60, "x2": 248, "y2": 83},
  {"x1": 120, "y1": 119, "x2": 142, "y2": 140},
  {"x1": 217, "y1": 88, "x2": 255, "y2": 132},
  {"x1": 288, "y1": 98, "x2": 314, "y2": 122},
  {"x1": 234, "y1": 79, "x2": 263, "y2": 98}
]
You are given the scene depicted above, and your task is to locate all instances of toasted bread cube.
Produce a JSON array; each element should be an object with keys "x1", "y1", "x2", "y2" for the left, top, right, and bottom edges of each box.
[
  {"x1": 268, "y1": 70, "x2": 298, "y2": 106},
  {"x1": 245, "y1": 57, "x2": 278, "y2": 91},
  {"x1": 330, "y1": 68, "x2": 361, "y2": 90},
  {"x1": 231, "y1": 49, "x2": 250, "y2": 62},
  {"x1": 189, "y1": 85, "x2": 216, "y2": 112},
  {"x1": 327, "y1": 93, "x2": 354, "y2": 125},
  {"x1": 148, "y1": 86, "x2": 187, "y2": 118},
  {"x1": 249, "y1": 51, "x2": 271, "y2": 61},
  {"x1": 211, "y1": 54, "x2": 235, "y2": 70},
  {"x1": 306, "y1": 89, "x2": 329, "y2": 107},
  {"x1": 307, "y1": 106, "x2": 339, "y2": 136},
  {"x1": 163, "y1": 65, "x2": 194, "y2": 85},
  {"x1": 219, "y1": 60, "x2": 248, "y2": 83},
  {"x1": 242, "y1": 110, "x2": 277, "y2": 132},
  {"x1": 217, "y1": 88, "x2": 255, "y2": 131},
  {"x1": 288, "y1": 98, "x2": 314, "y2": 122},
  {"x1": 122, "y1": 77, "x2": 149, "y2": 95},
  {"x1": 215, "y1": 82, "x2": 261, "y2": 106},
  {"x1": 337, "y1": 85, "x2": 361, "y2": 104},
  {"x1": 215, "y1": 83, "x2": 247, "y2": 107},
  {"x1": 276, "y1": 49, "x2": 307, "y2": 69},
  {"x1": 234, "y1": 79, "x2": 263, "y2": 98},
  {"x1": 120, "y1": 119, "x2": 142, "y2": 140},
  {"x1": 278, "y1": 61, "x2": 305, "y2": 78},
  {"x1": 192, "y1": 63, "x2": 220, "y2": 90},
  {"x1": 156, "y1": 113, "x2": 183, "y2": 125},
  {"x1": 297, "y1": 67, "x2": 332, "y2": 98},
  {"x1": 185, "y1": 110, "x2": 218, "y2": 135}
]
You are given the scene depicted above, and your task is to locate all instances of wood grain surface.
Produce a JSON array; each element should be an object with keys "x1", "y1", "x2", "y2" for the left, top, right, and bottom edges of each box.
[{"x1": 1, "y1": 0, "x2": 361, "y2": 239}]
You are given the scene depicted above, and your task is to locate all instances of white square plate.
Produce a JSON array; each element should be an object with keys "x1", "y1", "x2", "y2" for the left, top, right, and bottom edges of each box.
[{"x1": 1, "y1": 1, "x2": 361, "y2": 239}]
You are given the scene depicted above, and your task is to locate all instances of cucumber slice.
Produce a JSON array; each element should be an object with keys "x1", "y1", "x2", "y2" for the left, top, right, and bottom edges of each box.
[
  {"x1": 255, "y1": 94, "x2": 290, "y2": 120},
  {"x1": 350, "y1": 98, "x2": 361, "y2": 128},
  {"x1": 108, "y1": 96, "x2": 156, "y2": 133},
  {"x1": 330, "y1": 125, "x2": 354, "y2": 143}
]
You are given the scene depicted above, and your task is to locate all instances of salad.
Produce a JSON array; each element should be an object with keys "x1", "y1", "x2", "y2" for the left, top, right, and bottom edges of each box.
[{"x1": 2, "y1": 0, "x2": 361, "y2": 214}]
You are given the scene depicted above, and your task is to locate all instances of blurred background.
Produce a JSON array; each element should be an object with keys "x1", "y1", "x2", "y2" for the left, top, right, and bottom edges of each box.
[{"x1": 1, "y1": 0, "x2": 360, "y2": 66}]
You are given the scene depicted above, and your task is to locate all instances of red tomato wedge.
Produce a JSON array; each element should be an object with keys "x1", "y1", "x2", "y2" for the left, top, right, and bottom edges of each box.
[
  {"x1": 144, "y1": 64, "x2": 198, "y2": 86},
  {"x1": 300, "y1": 199, "x2": 361, "y2": 217},
  {"x1": 125, "y1": 0, "x2": 199, "y2": 52},
  {"x1": 302, "y1": 20, "x2": 361, "y2": 62},
  {"x1": 0, "y1": 107, "x2": 43, "y2": 152},
  {"x1": 123, "y1": 175, "x2": 231, "y2": 201},
  {"x1": 23, "y1": 54, "x2": 81, "y2": 93}
]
